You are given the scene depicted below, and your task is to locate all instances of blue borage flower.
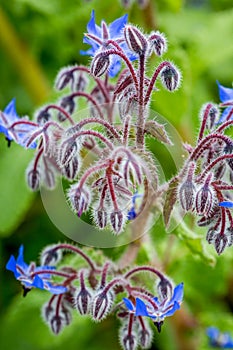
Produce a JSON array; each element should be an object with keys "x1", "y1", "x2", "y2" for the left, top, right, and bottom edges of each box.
[
  {"x1": 80, "y1": 10, "x2": 136, "y2": 77},
  {"x1": 6, "y1": 245, "x2": 67, "y2": 295},
  {"x1": 127, "y1": 192, "x2": 142, "y2": 220},
  {"x1": 217, "y1": 81, "x2": 233, "y2": 124},
  {"x1": 123, "y1": 282, "x2": 184, "y2": 332},
  {"x1": 0, "y1": 98, "x2": 37, "y2": 148},
  {"x1": 219, "y1": 201, "x2": 233, "y2": 208},
  {"x1": 207, "y1": 327, "x2": 233, "y2": 348}
]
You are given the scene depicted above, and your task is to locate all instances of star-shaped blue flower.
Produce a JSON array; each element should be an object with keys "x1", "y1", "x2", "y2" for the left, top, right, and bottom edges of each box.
[
  {"x1": 216, "y1": 81, "x2": 233, "y2": 124},
  {"x1": 6, "y1": 245, "x2": 67, "y2": 295},
  {"x1": 123, "y1": 282, "x2": 183, "y2": 332},
  {"x1": 207, "y1": 327, "x2": 233, "y2": 348},
  {"x1": 0, "y1": 99, "x2": 37, "y2": 148},
  {"x1": 80, "y1": 11, "x2": 136, "y2": 77}
]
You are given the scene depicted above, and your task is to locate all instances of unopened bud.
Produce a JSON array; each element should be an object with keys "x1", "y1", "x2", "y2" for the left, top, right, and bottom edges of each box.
[
  {"x1": 179, "y1": 180, "x2": 196, "y2": 211},
  {"x1": 58, "y1": 138, "x2": 78, "y2": 167},
  {"x1": 110, "y1": 210, "x2": 125, "y2": 234},
  {"x1": 90, "y1": 289, "x2": 114, "y2": 321},
  {"x1": 27, "y1": 167, "x2": 40, "y2": 191},
  {"x1": 42, "y1": 301, "x2": 54, "y2": 322},
  {"x1": 223, "y1": 142, "x2": 233, "y2": 171},
  {"x1": 75, "y1": 286, "x2": 92, "y2": 315},
  {"x1": 124, "y1": 25, "x2": 148, "y2": 55},
  {"x1": 138, "y1": 327, "x2": 153, "y2": 349},
  {"x1": 148, "y1": 31, "x2": 167, "y2": 57},
  {"x1": 195, "y1": 177, "x2": 216, "y2": 216},
  {"x1": 160, "y1": 63, "x2": 181, "y2": 91},
  {"x1": 157, "y1": 278, "x2": 172, "y2": 301},
  {"x1": 60, "y1": 96, "x2": 76, "y2": 116},
  {"x1": 75, "y1": 73, "x2": 89, "y2": 92},
  {"x1": 68, "y1": 185, "x2": 91, "y2": 217},
  {"x1": 40, "y1": 244, "x2": 62, "y2": 266},
  {"x1": 122, "y1": 334, "x2": 138, "y2": 350},
  {"x1": 36, "y1": 108, "x2": 51, "y2": 125},
  {"x1": 214, "y1": 234, "x2": 228, "y2": 255},
  {"x1": 55, "y1": 67, "x2": 74, "y2": 91},
  {"x1": 91, "y1": 52, "x2": 110, "y2": 77},
  {"x1": 94, "y1": 208, "x2": 108, "y2": 229},
  {"x1": 62, "y1": 155, "x2": 80, "y2": 180}
]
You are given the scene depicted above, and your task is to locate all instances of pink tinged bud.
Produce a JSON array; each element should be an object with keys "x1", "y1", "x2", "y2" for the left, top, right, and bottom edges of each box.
[
  {"x1": 124, "y1": 25, "x2": 148, "y2": 55},
  {"x1": 55, "y1": 67, "x2": 75, "y2": 91},
  {"x1": 40, "y1": 245, "x2": 62, "y2": 266},
  {"x1": 110, "y1": 210, "x2": 125, "y2": 234},
  {"x1": 50, "y1": 314, "x2": 66, "y2": 335},
  {"x1": 178, "y1": 180, "x2": 196, "y2": 211},
  {"x1": 68, "y1": 185, "x2": 91, "y2": 217},
  {"x1": 160, "y1": 64, "x2": 181, "y2": 91},
  {"x1": 58, "y1": 139, "x2": 78, "y2": 167},
  {"x1": 195, "y1": 183, "x2": 216, "y2": 216},
  {"x1": 75, "y1": 287, "x2": 92, "y2": 315},
  {"x1": 90, "y1": 290, "x2": 114, "y2": 321},
  {"x1": 148, "y1": 31, "x2": 167, "y2": 56},
  {"x1": 138, "y1": 328, "x2": 153, "y2": 349},
  {"x1": 90, "y1": 53, "x2": 110, "y2": 77},
  {"x1": 27, "y1": 168, "x2": 40, "y2": 191},
  {"x1": 62, "y1": 156, "x2": 80, "y2": 180}
]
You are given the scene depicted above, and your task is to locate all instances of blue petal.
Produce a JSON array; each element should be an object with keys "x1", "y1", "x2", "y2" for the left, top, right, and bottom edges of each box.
[
  {"x1": 171, "y1": 283, "x2": 184, "y2": 304},
  {"x1": 31, "y1": 275, "x2": 44, "y2": 289},
  {"x1": 163, "y1": 301, "x2": 180, "y2": 318},
  {"x1": 217, "y1": 81, "x2": 233, "y2": 103},
  {"x1": 3, "y1": 98, "x2": 18, "y2": 121},
  {"x1": 206, "y1": 327, "x2": 219, "y2": 340},
  {"x1": 109, "y1": 14, "x2": 128, "y2": 38},
  {"x1": 87, "y1": 10, "x2": 101, "y2": 37},
  {"x1": 219, "y1": 201, "x2": 233, "y2": 208},
  {"x1": 109, "y1": 59, "x2": 122, "y2": 77},
  {"x1": 217, "y1": 107, "x2": 233, "y2": 124},
  {"x1": 135, "y1": 298, "x2": 149, "y2": 317},
  {"x1": 6, "y1": 255, "x2": 19, "y2": 277},
  {"x1": 45, "y1": 282, "x2": 67, "y2": 295},
  {"x1": 123, "y1": 297, "x2": 135, "y2": 311},
  {"x1": 16, "y1": 245, "x2": 28, "y2": 270}
]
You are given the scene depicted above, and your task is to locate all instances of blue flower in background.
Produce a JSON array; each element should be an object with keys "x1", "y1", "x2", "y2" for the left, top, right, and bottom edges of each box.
[
  {"x1": 127, "y1": 192, "x2": 142, "y2": 220},
  {"x1": 6, "y1": 245, "x2": 67, "y2": 295},
  {"x1": 219, "y1": 201, "x2": 233, "y2": 208},
  {"x1": 123, "y1": 282, "x2": 184, "y2": 332},
  {"x1": 0, "y1": 98, "x2": 37, "y2": 148},
  {"x1": 80, "y1": 10, "x2": 136, "y2": 77},
  {"x1": 207, "y1": 327, "x2": 233, "y2": 348},
  {"x1": 217, "y1": 81, "x2": 233, "y2": 124}
]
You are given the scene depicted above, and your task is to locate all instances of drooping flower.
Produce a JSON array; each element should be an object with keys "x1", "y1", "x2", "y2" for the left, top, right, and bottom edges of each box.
[
  {"x1": 80, "y1": 10, "x2": 136, "y2": 77},
  {"x1": 0, "y1": 98, "x2": 37, "y2": 148},
  {"x1": 216, "y1": 81, "x2": 233, "y2": 124},
  {"x1": 123, "y1": 282, "x2": 184, "y2": 332},
  {"x1": 206, "y1": 327, "x2": 233, "y2": 348},
  {"x1": 6, "y1": 245, "x2": 67, "y2": 295}
]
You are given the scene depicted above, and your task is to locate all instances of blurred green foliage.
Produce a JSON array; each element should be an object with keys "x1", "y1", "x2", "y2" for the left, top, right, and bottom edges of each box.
[{"x1": 0, "y1": 0, "x2": 233, "y2": 349}]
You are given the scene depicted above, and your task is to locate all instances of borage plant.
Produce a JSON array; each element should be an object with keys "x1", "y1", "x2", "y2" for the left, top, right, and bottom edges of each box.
[{"x1": 1, "y1": 9, "x2": 233, "y2": 350}]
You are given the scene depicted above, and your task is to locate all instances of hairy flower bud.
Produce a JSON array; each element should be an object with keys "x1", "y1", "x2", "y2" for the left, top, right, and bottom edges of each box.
[
  {"x1": 94, "y1": 207, "x2": 108, "y2": 229},
  {"x1": 157, "y1": 278, "x2": 172, "y2": 301},
  {"x1": 90, "y1": 289, "x2": 114, "y2": 321},
  {"x1": 138, "y1": 327, "x2": 153, "y2": 349},
  {"x1": 62, "y1": 155, "x2": 80, "y2": 180},
  {"x1": 160, "y1": 63, "x2": 181, "y2": 91},
  {"x1": 42, "y1": 301, "x2": 54, "y2": 322},
  {"x1": 75, "y1": 73, "x2": 89, "y2": 92},
  {"x1": 26, "y1": 166, "x2": 40, "y2": 191},
  {"x1": 75, "y1": 286, "x2": 93, "y2": 315},
  {"x1": 40, "y1": 244, "x2": 62, "y2": 266},
  {"x1": 55, "y1": 67, "x2": 75, "y2": 91},
  {"x1": 148, "y1": 31, "x2": 167, "y2": 57},
  {"x1": 35, "y1": 108, "x2": 51, "y2": 125},
  {"x1": 214, "y1": 234, "x2": 228, "y2": 255},
  {"x1": 68, "y1": 185, "x2": 91, "y2": 217},
  {"x1": 91, "y1": 52, "x2": 110, "y2": 77},
  {"x1": 223, "y1": 142, "x2": 233, "y2": 171},
  {"x1": 122, "y1": 334, "x2": 138, "y2": 350},
  {"x1": 59, "y1": 96, "x2": 75, "y2": 118},
  {"x1": 50, "y1": 314, "x2": 66, "y2": 335},
  {"x1": 124, "y1": 25, "x2": 148, "y2": 55},
  {"x1": 58, "y1": 138, "x2": 78, "y2": 167},
  {"x1": 178, "y1": 180, "x2": 196, "y2": 211},
  {"x1": 195, "y1": 179, "x2": 216, "y2": 216},
  {"x1": 110, "y1": 210, "x2": 126, "y2": 234}
]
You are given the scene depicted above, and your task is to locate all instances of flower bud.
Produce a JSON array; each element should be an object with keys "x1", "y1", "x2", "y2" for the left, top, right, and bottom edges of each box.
[
  {"x1": 60, "y1": 96, "x2": 76, "y2": 117},
  {"x1": 94, "y1": 208, "x2": 108, "y2": 229},
  {"x1": 138, "y1": 327, "x2": 153, "y2": 349},
  {"x1": 68, "y1": 185, "x2": 91, "y2": 217},
  {"x1": 148, "y1": 31, "x2": 167, "y2": 57},
  {"x1": 122, "y1": 334, "x2": 138, "y2": 350},
  {"x1": 58, "y1": 138, "x2": 78, "y2": 167},
  {"x1": 40, "y1": 244, "x2": 62, "y2": 266},
  {"x1": 110, "y1": 210, "x2": 126, "y2": 234},
  {"x1": 62, "y1": 155, "x2": 80, "y2": 180},
  {"x1": 75, "y1": 73, "x2": 89, "y2": 92},
  {"x1": 90, "y1": 289, "x2": 114, "y2": 321},
  {"x1": 157, "y1": 278, "x2": 172, "y2": 301},
  {"x1": 55, "y1": 67, "x2": 75, "y2": 91},
  {"x1": 75, "y1": 286, "x2": 93, "y2": 315},
  {"x1": 160, "y1": 63, "x2": 181, "y2": 91},
  {"x1": 195, "y1": 181, "x2": 216, "y2": 216},
  {"x1": 50, "y1": 314, "x2": 66, "y2": 335},
  {"x1": 214, "y1": 233, "x2": 228, "y2": 255},
  {"x1": 223, "y1": 142, "x2": 233, "y2": 171},
  {"x1": 208, "y1": 105, "x2": 219, "y2": 129},
  {"x1": 42, "y1": 301, "x2": 54, "y2": 322},
  {"x1": 124, "y1": 25, "x2": 148, "y2": 55},
  {"x1": 178, "y1": 180, "x2": 196, "y2": 211},
  {"x1": 35, "y1": 108, "x2": 51, "y2": 125},
  {"x1": 91, "y1": 52, "x2": 110, "y2": 77},
  {"x1": 26, "y1": 167, "x2": 40, "y2": 191}
]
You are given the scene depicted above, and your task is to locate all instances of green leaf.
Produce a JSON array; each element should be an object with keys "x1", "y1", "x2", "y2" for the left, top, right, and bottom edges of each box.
[{"x1": 0, "y1": 139, "x2": 35, "y2": 236}]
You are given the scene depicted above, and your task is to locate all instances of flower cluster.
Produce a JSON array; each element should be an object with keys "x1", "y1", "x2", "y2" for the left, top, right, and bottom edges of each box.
[
  {"x1": 6, "y1": 244, "x2": 183, "y2": 349},
  {"x1": 164, "y1": 82, "x2": 233, "y2": 255},
  {"x1": 0, "y1": 12, "x2": 181, "y2": 235}
]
